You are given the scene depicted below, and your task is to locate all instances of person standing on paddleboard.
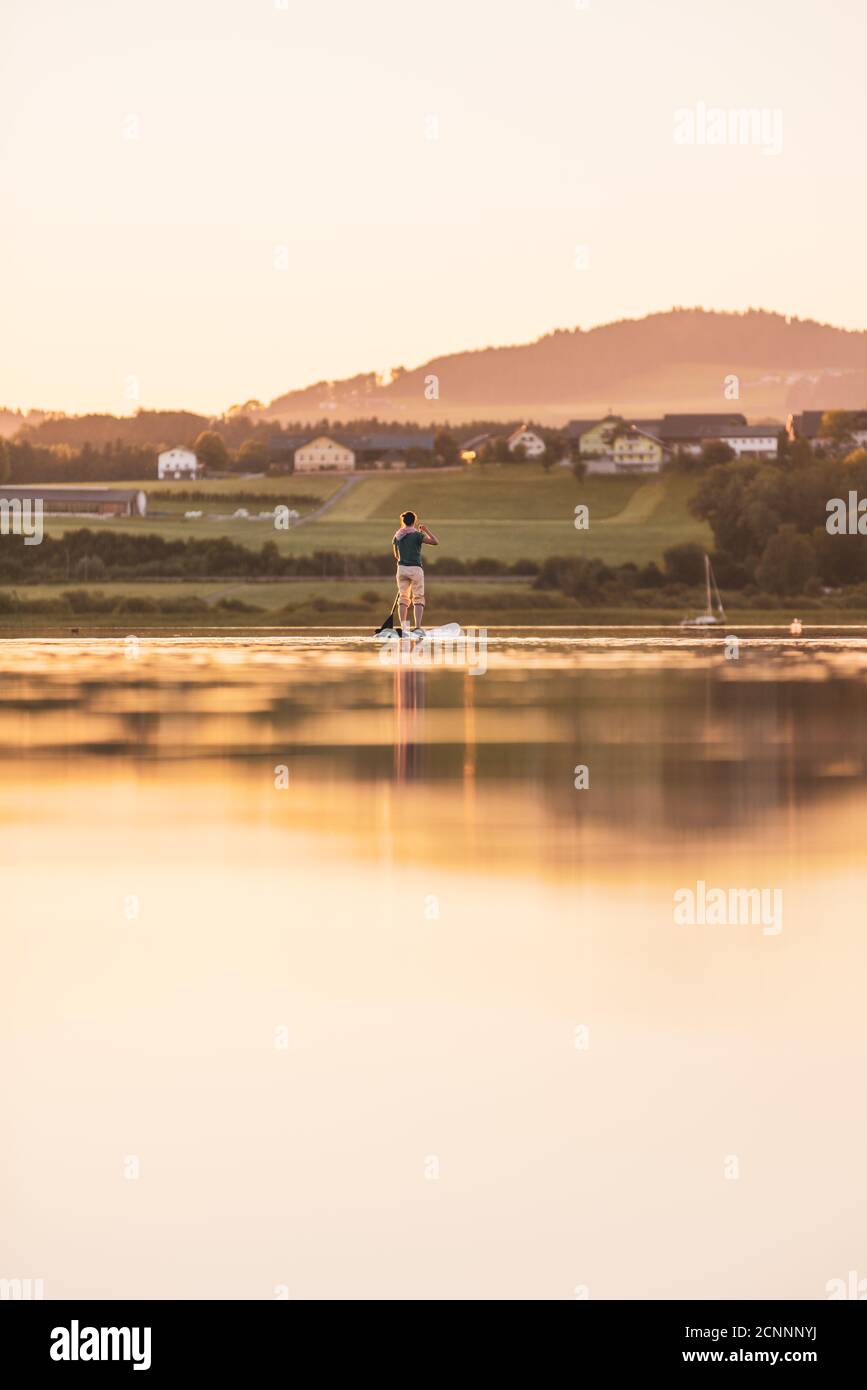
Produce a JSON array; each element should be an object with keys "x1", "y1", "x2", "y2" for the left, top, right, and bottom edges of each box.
[{"x1": 392, "y1": 510, "x2": 439, "y2": 634}]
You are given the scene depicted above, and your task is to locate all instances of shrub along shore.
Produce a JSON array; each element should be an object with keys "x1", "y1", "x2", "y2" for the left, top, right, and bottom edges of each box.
[
  {"x1": 2, "y1": 523, "x2": 867, "y2": 622},
  {"x1": 0, "y1": 578, "x2": 862, "y2": 633}
]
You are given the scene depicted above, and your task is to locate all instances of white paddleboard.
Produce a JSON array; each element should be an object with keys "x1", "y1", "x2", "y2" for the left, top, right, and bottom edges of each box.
[{"x1": 375, "y1": 623, "x2": 462, "y2": 643}]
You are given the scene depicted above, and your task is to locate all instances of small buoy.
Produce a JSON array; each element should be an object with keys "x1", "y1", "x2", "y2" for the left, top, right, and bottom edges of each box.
[{"x1": 789, "y1": 618, "x2": 802, "y2": 636}]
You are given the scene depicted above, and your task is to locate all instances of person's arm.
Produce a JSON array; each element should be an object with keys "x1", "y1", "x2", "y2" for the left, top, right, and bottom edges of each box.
[
  {"x1": 392, "y1": 541, "x2": 399, "y2": 560},
  {"x1": 419, "y1": 523, "x2": 439, "y2": 545}
]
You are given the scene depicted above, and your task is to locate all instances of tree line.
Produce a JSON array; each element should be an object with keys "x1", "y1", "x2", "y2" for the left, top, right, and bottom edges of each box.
[
  {"x1": 0, "y1": 530, "x2": 541, "y2": 583},
  {"x1": 0, "y1": 424, "x2": 464, "y2": 483},
  {"x1": 688, "y1": 452, "x2": 867, "y2": 594}
]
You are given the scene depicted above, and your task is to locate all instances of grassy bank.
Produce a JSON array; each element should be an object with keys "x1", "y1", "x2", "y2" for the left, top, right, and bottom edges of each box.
[
  {"x1": 31, "y1": 467, "x2": 713, "y2": 567},
  {"x1": 0, "y1": 577, "x2": 864, "y2": 633}
]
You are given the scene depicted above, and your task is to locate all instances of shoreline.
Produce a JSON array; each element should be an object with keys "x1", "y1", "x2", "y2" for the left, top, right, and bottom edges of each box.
[{"x1": 2, "y1": 618, "x2": 866, "y2": 640}]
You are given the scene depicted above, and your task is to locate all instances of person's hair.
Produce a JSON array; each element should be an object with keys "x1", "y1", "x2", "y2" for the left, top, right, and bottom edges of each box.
[{"x1": 400, "y1": 510, "x2": 416, "y2": 527}]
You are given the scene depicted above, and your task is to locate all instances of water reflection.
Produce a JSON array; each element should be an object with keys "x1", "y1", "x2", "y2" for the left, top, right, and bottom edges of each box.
[
  {"x1": 2, "y1": 637, "x2": 866, "y2": 1299},
  {"x1": 394, "y1": 667, "x2": 424, "y2": 782}
]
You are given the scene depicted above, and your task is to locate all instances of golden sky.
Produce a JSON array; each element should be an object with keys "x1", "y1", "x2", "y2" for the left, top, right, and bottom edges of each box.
[{"x1": 2, "y1": 0, "x2": 863, "y2": 415}]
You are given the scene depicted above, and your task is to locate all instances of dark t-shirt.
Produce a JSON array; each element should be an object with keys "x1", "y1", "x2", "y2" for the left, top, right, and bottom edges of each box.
[{"x1": 394, "y1": 529, "x2": 424, "y2": 567}]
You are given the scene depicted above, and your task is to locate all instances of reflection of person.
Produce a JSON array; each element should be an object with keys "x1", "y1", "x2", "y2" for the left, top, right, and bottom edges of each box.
[{"x1": 392, "y1": 510, "x2": 439, "y2": 634}]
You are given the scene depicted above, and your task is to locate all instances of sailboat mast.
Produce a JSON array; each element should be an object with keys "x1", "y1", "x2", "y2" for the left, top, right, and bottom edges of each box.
[
  {"x1": 705, "y1": 553, "x2": 712, "y2": 617},
  {"x1": 707, "y1": 556, "x2": 726, "y2": 621}
]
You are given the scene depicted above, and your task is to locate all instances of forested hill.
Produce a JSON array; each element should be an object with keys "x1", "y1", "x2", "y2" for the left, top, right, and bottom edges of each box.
[
  {"x1": 261, "y1": 309, "x2": 867, "y2": 425},
  {"x1": 11, "y1": 310, "x2": 867, "y2": 441}
]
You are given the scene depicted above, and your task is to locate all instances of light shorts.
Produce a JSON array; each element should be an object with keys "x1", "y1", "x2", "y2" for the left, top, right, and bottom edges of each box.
[{"x1": 396, "y1": 564, "x2": 425, "y2": 604}]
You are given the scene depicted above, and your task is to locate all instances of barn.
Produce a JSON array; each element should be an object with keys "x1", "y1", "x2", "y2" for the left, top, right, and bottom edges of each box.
[{"x1": 0, "y1": 487, "x2": 147, "y2": 517}]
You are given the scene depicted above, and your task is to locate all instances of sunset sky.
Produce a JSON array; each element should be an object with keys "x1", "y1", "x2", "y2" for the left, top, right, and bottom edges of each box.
[{"x1": 2, "y1": 0, "x2": 864, "y2": 415}]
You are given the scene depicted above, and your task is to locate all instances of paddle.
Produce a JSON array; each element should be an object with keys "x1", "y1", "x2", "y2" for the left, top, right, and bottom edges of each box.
[{"x1": 374, "y1": 593, "x2": 400, "y2": 635}]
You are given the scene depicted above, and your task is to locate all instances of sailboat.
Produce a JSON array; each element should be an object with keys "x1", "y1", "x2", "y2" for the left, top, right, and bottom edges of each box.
[{"x1": 681, "y1": 554, "x2": 726, "y2": 627}]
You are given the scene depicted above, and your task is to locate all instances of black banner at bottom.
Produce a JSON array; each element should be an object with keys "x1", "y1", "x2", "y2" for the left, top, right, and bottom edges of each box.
[{"x1": 1, "y1": 1298, "x2": 863, "y2": 1374}]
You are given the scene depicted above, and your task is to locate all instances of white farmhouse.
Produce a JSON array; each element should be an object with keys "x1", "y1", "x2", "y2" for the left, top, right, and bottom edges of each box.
[
  {"x1": 294, "y1": 435, "x2": 355, "y2": 472},
  {"x1": 158, "y1": 446, "x2": 201, "y2": 480},
  {"x1": 712, "y1": 426, "x2": 779, "y2": 459},
  {"x1": 506, "y1": 425, "x2": 546, "y2": 458}
]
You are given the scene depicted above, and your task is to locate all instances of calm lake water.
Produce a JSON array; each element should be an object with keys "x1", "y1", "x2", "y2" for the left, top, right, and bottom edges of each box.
[{"x1": 2, "y1": 632, "x2": 867, "y2": 1299}]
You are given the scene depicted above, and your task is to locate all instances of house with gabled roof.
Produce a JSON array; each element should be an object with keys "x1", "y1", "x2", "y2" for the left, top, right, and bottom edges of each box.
[
  {"x1": 158, "y1": 446, "x2": 201, "y2": 480},
  {"x1": 610, "y1": 424, "x2": 669, "y2": 473},
  {"x1": 294, "y1": 435, "x2": 355, "y2": 472},
  {"x1": 576, "y1": 415, "x2": 624, "y2": 458},
  {"x1": 506, "y1": 425, "x2": 545, "y2": 458}
]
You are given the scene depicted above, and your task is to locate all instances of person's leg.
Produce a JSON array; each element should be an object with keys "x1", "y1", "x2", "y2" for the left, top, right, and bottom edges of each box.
[
  {"x1": 397, "y1": 568, "x2": 411, "y2": 628},
  {"x1": 412, "y1": 567, "x2": 426, "y2": 630}
]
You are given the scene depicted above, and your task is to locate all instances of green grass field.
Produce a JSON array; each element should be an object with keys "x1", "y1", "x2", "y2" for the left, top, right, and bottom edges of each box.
[
  {"x1": 33, "y1": 466, "x2": 713, "y2": 567},
  {"x1": 0, "y1": 578, "x2": 576, "y2": 629},
  {"x1": 10, "y1": 577, "x2": 551, "y2": 610}
]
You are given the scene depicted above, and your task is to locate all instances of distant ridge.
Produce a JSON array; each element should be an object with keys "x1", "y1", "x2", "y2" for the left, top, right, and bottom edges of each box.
[
  {"x1": 9, "y1": 309, "x2": 867, "y2": 439},
  {"x1": 259, "y1": 308, "x2": 867, "y2": 427}
]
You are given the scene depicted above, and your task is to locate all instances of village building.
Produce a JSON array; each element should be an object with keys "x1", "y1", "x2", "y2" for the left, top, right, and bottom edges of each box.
[
  {"x1": 459, "y1": 432, "x2": 500, "y2": 463},
  {"x1": 0, "y1": 486, "x2": 147, "y2": 517},
  {"x1": 352, "y1": 432, "x2": 434, "y2": 469},
  {"x1": 565, "y1": 419, "x2": 599, "y2": 444},
  {"x1": 268, "y1": 430, "x2": 434, "y2": 471},
  {"x1": 577, "y1": 415, "x2": 625, "y2": 458},
  {"x1": 787, "y1": 409, "x2": 867, "y2": 452},
  {"x1": 656, "y1": 413, "x2": 747, "y2": 456},
  {"x1": 157, "y1": 447, "x2": 201, "y2": 480},
  {"x1": 293, "y1": 435, "x2": 355, "y2": 472},
  {"x1": 582, "y1": 424, "x2": 668, "y2": 474},
  {"x1": 786, "y1": 411, "x2": 823, "y2": 444},
  {"x1": 506, "y1": 425, "x2": 546, "y2": 458},
  {"x1": 569, "y1": 412, "x2": 783, "y2": 470},
  {"x1": 711, "y1": 425, "x2": 779, "y2": 458},
  {"x1": 611, "y1": 426, "x2": 668, "y2": 473}
]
